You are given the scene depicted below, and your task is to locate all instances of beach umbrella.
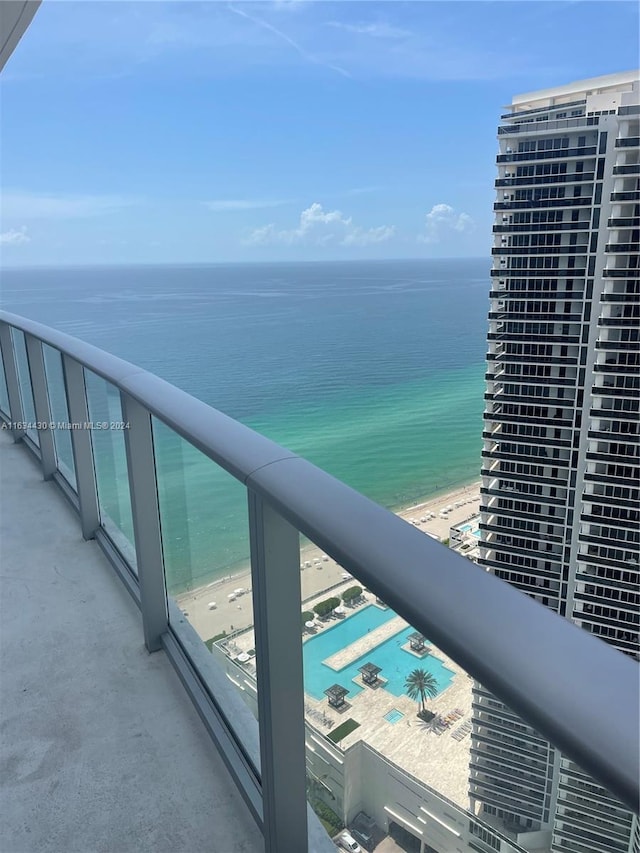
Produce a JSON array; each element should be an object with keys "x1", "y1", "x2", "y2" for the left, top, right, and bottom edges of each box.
[{"x1": 305, "y1": 620, "x2": 315, "y2": 629}]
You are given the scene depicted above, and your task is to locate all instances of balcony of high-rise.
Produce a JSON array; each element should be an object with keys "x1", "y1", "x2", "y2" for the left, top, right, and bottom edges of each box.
[{"x1": 2, "y1": 8, "x2": 639, "y2": 853}]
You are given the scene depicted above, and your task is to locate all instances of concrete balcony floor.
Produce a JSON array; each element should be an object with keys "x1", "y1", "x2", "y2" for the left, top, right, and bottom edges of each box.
[{"x1": 0, "y1": 432, "x2": 263, "y2": 853}]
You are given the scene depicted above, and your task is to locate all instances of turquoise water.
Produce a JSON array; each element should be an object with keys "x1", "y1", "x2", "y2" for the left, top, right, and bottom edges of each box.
[
  {"x1": 384, "y1": 709, "x2": 405, "y2": 723},
  {"x1": 1, "y1": 260, "x2": 488, "y2": 593},
  {"x1": 460, "y1": 521, "x2": 481, "y2": 538},
  {"x1": 302, "y1": 605, "x2": 455, "y2": 701}
]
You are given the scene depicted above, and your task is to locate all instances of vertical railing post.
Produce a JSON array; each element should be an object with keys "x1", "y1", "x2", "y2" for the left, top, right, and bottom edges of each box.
[
  {"x1": 62, "y1": 354, "x2": 100, "y2": 540},
  {"x1": 120, "y1": 392, "x2": 168, "y2": 652},
  {"x1": 247, "y1": 491, "x2": 308, "y2": 853},
  {"x1": 25, "y1": 334, "x2": 57, "y2": 479},
  {"x1": 0, "y1": 322, "x2": 25, "y2": 441}
]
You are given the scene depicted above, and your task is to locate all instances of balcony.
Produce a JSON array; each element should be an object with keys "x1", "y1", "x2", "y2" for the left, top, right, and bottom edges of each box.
[
  {"x1": 497, "y1": 116, "x2": 599, "y2": 135},
  {"x1": 499, "y1": 100, "x2": 586, "y2": 122},
  {"x1": 489, "y1": 267, "x2": 586, "y2": 277},
  {"x1": 496, "y1": 146, "x2": 597, "y2": 164},
  {"x1": 595, "y1": 338, "x2": 640, "y2": 350},
  {"x1": 612, "y1": 164, "x2": 640, "y2": 176},
  {"x1": 615, "y1": 137, "x2": 640, "y2": 148},
  {"x1": 610, "y1": 191, "x2": 640, "y2": 202},
  {"x1": 601, "y1": 292, "x2": 640, "y2": 302},
  {"x1": 602, "y1": 268, "x2": 640, "y2": 277},
  {"x1": 607, "y1": 217, "x2": 640, "y2": 228},
  {"x1": 0, "y1": 431, "x2": 265, "y2": 853},
  {"x1": 491, "y1": 246, "x2": 587, "y2": 256},
  {"x1": 494, "y1": 198, "x2": 593, "y2": 211},
  {"x1": 495, "y1": 173, "x2": 594, "y2": 187},
  {"x1": 618, "y1": 106, "x2": 640, "y2": 116},
  {"x1": 493, "y1": 222, "x2": 591, "y2": 233},
  {"x1": 605, "y1": 243, "x2": 640, "y2": 253},
  {"x1": 1, "y1": 310, "x2": 639, "y2": 853},
  {"x1": 598, "y1": 314, "x2": 638, "y2": 329}
]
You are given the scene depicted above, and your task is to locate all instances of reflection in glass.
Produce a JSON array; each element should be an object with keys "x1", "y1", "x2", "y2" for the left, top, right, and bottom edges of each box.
[
  {"x1": 11, "y1": 329, "x2": 38, "y2": 446},
  {"x1": 42, "y1": 345, "x2": 76, "y2": 488},
  {"x1": 84, "y1": 371, "x2": 136, "y2": 568},
  {"x1": 0, "y1": 355, "x2": 9, "y2": 415},
  {"x1": 153, "y1": 418, "x2": 257, "y2": 719}
]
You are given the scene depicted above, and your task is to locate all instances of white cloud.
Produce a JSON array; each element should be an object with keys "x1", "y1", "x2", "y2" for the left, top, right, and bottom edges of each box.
[
  {"x1": 0, "y1": 226, "x2": 30, "y2": 246},
  {"x1": 342, "y1": 225, "x2": 396, "y2": 247},
  {"x1": 344, "y1": 186, "x2": 383, "y2": 197},
  {"x1": 247, "y1": 202, "x2": 395, "y2": 247},
  {"x1": 204, "y1": 199, "x2": 289, "y2": 212},
  {"x1": 1, "y1": 191, "x2": 141, "y2": 220},
  {"x1": 325, "y1": 21, "x2": 412, "y2": 40},
  {"x1": 419, "y1": 204, "x2": 475, "y2": 244},
  {"x1": 271, "y1": 1, "x2": 309, "y2": 12}
]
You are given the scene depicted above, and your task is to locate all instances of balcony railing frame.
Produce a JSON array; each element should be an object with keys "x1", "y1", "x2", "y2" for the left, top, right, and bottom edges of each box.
[{"x1": 1, "y1": 310, "x2": 638, "y2": 845}]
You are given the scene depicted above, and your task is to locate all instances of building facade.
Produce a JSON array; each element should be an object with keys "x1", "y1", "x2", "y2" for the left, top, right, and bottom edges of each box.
[{"x1": 474, "y1": 72, "x2": 639, "y2": 853}]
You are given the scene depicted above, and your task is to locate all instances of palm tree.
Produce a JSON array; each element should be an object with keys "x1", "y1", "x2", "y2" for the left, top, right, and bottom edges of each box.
[{"x1": 404, "y1": 668, "x2": 438, "y2": 716}]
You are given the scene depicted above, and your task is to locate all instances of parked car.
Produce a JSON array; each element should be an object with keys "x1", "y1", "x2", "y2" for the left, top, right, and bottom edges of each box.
[{"x1": 338, "y1": 831, "x2": 362, "y2": 852}]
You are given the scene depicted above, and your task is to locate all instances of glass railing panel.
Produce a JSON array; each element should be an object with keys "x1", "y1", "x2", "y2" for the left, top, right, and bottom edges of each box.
[
  {"x1": 298, "y1": 500, "x2": 480, "y2": 848},
  {"x1": 299, "y1": 541, "x2": 351, "y2": 844},
  {"x1": 11, "y1": 328, "x2": 38, "y2": 446},
  {"x1": 152, "y1": 419, "x2": 257, "y2": 715},
  {"x1": 42, "y1": 344, "x2": 76, "y2": 488},
  {"x1": 84, "y1": 370, "x2": 136, "y2": 569},
  {"x1": 0, "y1": 354, "x2": 9, "y2": 416}
]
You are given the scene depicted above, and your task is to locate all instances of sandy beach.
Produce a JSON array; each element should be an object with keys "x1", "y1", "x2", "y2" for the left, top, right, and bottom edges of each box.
[{"x1": 176, "y1": 480, "x2": 481, "y2": 642}]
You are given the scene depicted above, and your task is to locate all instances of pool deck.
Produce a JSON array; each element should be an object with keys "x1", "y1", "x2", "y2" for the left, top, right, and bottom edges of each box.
[
  {"x1": 323, "y1": 615, "x2": 408, "y2": 670},
  {"x1": 228, "y1": 590, "x2": 474, "y2": 810},
  {"x1": 333, "y1": 644, "x2": 474, "y2": 809}
]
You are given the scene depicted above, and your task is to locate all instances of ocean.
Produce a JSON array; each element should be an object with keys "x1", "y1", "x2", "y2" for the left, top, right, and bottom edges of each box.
[{"x1": 1, "y1": 258, "x2": 490, "y2": 592}]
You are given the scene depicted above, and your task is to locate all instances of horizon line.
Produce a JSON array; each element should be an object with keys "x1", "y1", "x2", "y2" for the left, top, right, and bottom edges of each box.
[{"x1": 1, "y1": 256, "x2": 491, "y2": 271}]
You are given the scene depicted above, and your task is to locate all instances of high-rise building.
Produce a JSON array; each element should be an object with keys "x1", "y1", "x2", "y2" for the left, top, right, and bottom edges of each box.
[{"x1": 473, "y1": 71, "x2": 640, "y2": 853}]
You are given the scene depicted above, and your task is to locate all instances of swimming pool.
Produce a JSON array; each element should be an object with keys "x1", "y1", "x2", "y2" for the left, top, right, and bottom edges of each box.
[
  {"x1": 460, "y1": 522, "x2": 474, "y2": 532},
  {"x1": 303, "y1": 605, "x2": 454, "y2": 701}
]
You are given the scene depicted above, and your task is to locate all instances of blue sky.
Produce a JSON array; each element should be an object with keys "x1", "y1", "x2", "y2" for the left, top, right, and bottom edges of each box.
[{"x1": 1, "y1": 0, "x2": 638, "y2": 266}]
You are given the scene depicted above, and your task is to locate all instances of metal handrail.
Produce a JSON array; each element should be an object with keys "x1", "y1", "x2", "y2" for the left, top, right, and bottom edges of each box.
[{"x1": 1, "y1": 310, "x2": 638, "y2": 817}]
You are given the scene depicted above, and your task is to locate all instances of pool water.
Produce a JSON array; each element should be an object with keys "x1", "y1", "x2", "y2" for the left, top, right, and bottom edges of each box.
[
  {"x1": 460, "y1": 522, "x2": 473, "y2": 532},
  {"x1": 384, "y1": 709, "x2": 404, "y2": 723},
  {"x1": 303, "y1": 605, "x2": 454, "y2": 701}
]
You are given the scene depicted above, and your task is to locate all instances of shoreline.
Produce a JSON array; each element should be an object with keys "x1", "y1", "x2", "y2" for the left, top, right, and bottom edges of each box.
[
  {"x1": 171, "y1": 476, "x2": 480, "y2": 597},
  {"x1": 176, "y1": 478, "x2": 481, "y2": 642}
]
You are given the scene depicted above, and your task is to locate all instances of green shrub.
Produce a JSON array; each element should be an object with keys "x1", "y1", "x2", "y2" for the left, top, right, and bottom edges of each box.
[
  {"x1": 327, "y1": 718, "x2": 360, "y2": 743},
  {"x1": 302, "y1": 610, "x2": 314, "y2": 629},
  {"x1": 311, "y1": 800, "x2": 343, "y2": 834},
  {"x1": 313, "y1": 596, "x2": 341, "y2": 618},
  {"x1": 341, "y1": 585, "x2": 362, "y2": 604}
]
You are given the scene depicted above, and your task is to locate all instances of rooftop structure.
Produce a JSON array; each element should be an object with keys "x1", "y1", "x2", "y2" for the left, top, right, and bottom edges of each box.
[{"x1": 358, "y1": 662, "x2": 382, "y2": 685}]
